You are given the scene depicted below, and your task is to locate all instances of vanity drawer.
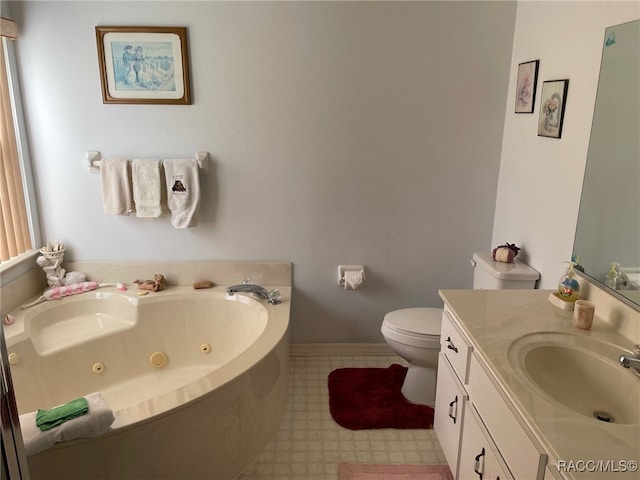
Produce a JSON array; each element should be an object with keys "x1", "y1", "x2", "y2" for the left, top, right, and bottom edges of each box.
[
  {"x1": 469, "y1": 353, "x2": 547, "y2": 480},
  {"x1": 441, "y1": 309, "x2": 473, "y2": 384}
]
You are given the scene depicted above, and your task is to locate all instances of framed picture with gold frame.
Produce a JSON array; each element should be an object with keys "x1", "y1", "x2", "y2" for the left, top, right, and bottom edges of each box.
[{"x1": 95, "y1": 26, "x2": 191, "y2": 105}]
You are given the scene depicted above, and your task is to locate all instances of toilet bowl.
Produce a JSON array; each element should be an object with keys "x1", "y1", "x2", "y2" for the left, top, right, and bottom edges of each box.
[
  {"x1": 381, "y1": 307, "x2": 442, "y2": 406},
  {"x1": 381, "y1": 251, "x2": 540, "y2": 407}
]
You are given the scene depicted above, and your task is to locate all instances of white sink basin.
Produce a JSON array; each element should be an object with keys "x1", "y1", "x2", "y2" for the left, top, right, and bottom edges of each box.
[{"x1": 508, "y1": 332, "x2": 640, "y2": 424}]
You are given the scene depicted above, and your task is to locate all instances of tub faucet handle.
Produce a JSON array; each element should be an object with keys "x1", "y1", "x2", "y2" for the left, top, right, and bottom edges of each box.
[{"x1": 268, "y1": 289, "x2": 282, "y2": 305}]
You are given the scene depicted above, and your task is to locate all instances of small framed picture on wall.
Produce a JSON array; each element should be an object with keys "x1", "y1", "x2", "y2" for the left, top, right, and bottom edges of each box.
[
  {"x1": 537, "y1": 79, "x2": 569, "y2": 139},
  {"x1": 514, "y1": 60, "x2": 539, "y2": 113}
]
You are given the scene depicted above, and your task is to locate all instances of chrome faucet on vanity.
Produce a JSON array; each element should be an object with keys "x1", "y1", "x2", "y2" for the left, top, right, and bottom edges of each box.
[
  {"x1": 619, "y1": 345, "x2": 640, "y2": 373},
  {"x1": 226, "y1": 281, "x2": 282, "y2": 304}
]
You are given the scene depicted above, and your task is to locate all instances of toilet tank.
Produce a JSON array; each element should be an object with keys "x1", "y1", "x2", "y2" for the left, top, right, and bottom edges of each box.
[{"x1": 471, "y1": 251, "x2": 539, "y2": 289}]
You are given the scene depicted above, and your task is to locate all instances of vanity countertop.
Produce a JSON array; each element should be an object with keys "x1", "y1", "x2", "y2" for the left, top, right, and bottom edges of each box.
[{"x1": 439, "y1": 289, "x2": 640, "y2": 480}]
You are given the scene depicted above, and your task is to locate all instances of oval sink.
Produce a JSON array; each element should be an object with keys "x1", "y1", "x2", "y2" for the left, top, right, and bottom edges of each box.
[{"x1": 508, "y1": 332, "x2": 640, "y2": 424}]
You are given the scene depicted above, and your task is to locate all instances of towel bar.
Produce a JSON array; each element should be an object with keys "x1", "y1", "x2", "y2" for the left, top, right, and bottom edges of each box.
[{"x1": 86, "y1": 151, "x2": 210, "y2": 174}]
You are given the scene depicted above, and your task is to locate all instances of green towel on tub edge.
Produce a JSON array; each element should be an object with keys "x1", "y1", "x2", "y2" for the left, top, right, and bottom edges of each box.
[{"x1": 36, "y1": 397, "x2": 89, "y2": 431}]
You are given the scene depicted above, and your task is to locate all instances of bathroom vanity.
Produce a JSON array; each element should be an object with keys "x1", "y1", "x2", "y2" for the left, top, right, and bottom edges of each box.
[{"x1": 435, "y1": 289, "x2": 639, "y2": 480}]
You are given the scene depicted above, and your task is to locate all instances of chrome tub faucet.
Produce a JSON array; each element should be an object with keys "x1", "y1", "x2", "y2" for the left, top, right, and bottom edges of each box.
[{"x1": 226, "y1": 281, "x2": 282, "y2": 304}]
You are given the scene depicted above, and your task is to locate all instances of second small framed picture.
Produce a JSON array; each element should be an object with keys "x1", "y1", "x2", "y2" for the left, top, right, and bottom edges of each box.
[
  {"x1": 538, "y1": 79, "x2": 569, "y2": 139},
  {"x1": 515, "y1": 60, "x2": 539, "y2": 113}
]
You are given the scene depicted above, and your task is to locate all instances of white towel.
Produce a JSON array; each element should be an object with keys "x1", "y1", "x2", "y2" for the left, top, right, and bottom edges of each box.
[
  {"x1": 132, "y1": 159, "x2": 162, "y2": 218},
  {"x1": 624, "y1": 272, "x2": 640, "y2": 289},
  {"x1": 163, "y1": 158, "x2": 201, "y2": 228},
  {"x1": 100, "y1": 158, "x2": 132, "y2": 215},
  {"x1": 20, "y1": 392, "x2": 115, "y2": 456}
]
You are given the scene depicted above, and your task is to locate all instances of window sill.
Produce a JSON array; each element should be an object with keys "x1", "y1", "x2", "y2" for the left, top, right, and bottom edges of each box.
[{"x1": 0, "y1": 249, "x2": 39, "y2": 286}]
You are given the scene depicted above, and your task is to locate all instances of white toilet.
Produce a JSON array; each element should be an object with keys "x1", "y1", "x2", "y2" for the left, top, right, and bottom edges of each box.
[{"x1": 381, "y1": 251, "x2": 540, "y2": 406}]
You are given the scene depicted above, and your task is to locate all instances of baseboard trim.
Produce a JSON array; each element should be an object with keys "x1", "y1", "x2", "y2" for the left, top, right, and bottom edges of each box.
[{"x1": 291, "y1": 343, "x2": 395, "y2": 357}]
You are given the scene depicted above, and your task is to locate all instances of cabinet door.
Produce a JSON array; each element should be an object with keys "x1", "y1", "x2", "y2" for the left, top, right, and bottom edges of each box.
[
  {"x1": 469, "y1": 354, "x2": 546, "y2": 479},
  {"x1": 544, "y1": 465, "x2": 565, "y2": 480},
  {"x1": 434, "y1": 353, "x2": 468, "y2": 478},
  {"x1": 458, "y1": 401, "x2": 509, "y2": 480},
  {"x1": 491, "y1": 452, "x2": 515, "y2": 480}
]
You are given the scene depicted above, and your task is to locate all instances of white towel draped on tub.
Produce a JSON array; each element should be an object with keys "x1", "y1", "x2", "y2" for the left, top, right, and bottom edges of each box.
[
  {"x1": 20, "y1": 392, "x2": 115, "y2": 456},
  {"x1": 132, "y1": 159, "x2": 162, "y2": 218},
  {"x1": 163, "y1": 158, "x2": 201, "y2": 228},
  {"x1": 100, "y1": 158, "x2": 132, "y2": 215}
]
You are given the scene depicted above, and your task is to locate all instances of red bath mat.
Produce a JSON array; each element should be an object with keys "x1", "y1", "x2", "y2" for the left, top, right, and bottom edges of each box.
[{"x1": 328, "y1": 364, "x2": 434, "y2": 430}]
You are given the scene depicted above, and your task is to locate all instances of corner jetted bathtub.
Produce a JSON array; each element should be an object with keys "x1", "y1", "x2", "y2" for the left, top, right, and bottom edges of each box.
[{"x1": 5, "y1": 285, "x2": 291, "y2": 480}]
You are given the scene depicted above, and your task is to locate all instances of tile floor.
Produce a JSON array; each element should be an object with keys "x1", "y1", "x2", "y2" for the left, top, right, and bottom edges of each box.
[{"x1": 236, "y1": 355, "x2": 448, "y2": 480}]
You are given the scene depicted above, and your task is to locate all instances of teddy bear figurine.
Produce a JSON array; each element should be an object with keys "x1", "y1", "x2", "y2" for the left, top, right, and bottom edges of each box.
[{"x1": 133, "y1": 274, "x2": 166, "y2": 292}]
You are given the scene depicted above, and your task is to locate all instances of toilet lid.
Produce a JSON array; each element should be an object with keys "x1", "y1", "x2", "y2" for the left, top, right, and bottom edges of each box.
[{"x1": 383, "y1": 307, "x2": 442, "y2": 337}]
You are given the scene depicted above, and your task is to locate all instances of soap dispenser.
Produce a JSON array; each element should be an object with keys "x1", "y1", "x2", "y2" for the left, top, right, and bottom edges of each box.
[
  {"x1": 605, "y1": 262, "x2": 620, "y2": 289},
  {"x1": 558, "y1": 261, "x2": 580, "y2": 302}
]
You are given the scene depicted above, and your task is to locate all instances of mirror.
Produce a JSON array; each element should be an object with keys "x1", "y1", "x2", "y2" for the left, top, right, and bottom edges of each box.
[{"x1": 573, "y1": 19, "x2": 640, "y2": 309}]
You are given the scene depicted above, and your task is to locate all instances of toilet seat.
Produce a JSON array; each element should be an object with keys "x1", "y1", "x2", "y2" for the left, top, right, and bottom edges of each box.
[{"x1": 381, "y1": 307, "x2": 442, "y2": 348}]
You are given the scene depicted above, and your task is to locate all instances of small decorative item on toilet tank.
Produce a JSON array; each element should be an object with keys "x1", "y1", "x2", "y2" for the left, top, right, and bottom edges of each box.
[{"x1": 492, "y1": 243, "x2": 520, "y2": 263}]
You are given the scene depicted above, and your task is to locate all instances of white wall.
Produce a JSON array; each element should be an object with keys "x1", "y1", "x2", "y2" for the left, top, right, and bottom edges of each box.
[
  {"x1": 7, "y1": 1, "x2": 517, "y2": 343},
  {"x1": 492, "y1": 1, "x2": 639, "y2": 288}
]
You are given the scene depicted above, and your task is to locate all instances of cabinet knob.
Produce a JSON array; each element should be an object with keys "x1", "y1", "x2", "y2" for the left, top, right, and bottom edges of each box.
[
  {"x1": 448, "y1": 395, "x2": 458, "y2": 424},
  {"x1": 473, "y1": 447, "x2": 485, "y2": 480},
  {"x1": 446, "y1": 336, "x2": 458, "y2": 353}
]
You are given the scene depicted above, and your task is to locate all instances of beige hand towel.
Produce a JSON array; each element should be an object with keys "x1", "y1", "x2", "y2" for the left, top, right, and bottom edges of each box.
[
  {"x1": 100, "y1": 158, "x2": 132, "y2": 215},
  {"x1": 163, "y1": 158, "x2": 201, "y2": 228},
  {"x1": 132, "y1": 159, "x2": 162, "y2": 218}
]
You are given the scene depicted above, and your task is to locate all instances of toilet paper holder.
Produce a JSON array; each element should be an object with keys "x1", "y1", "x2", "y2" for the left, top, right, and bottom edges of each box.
[{"x1": 337, "y1": 265, "x2": 366, "y2": 289}]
